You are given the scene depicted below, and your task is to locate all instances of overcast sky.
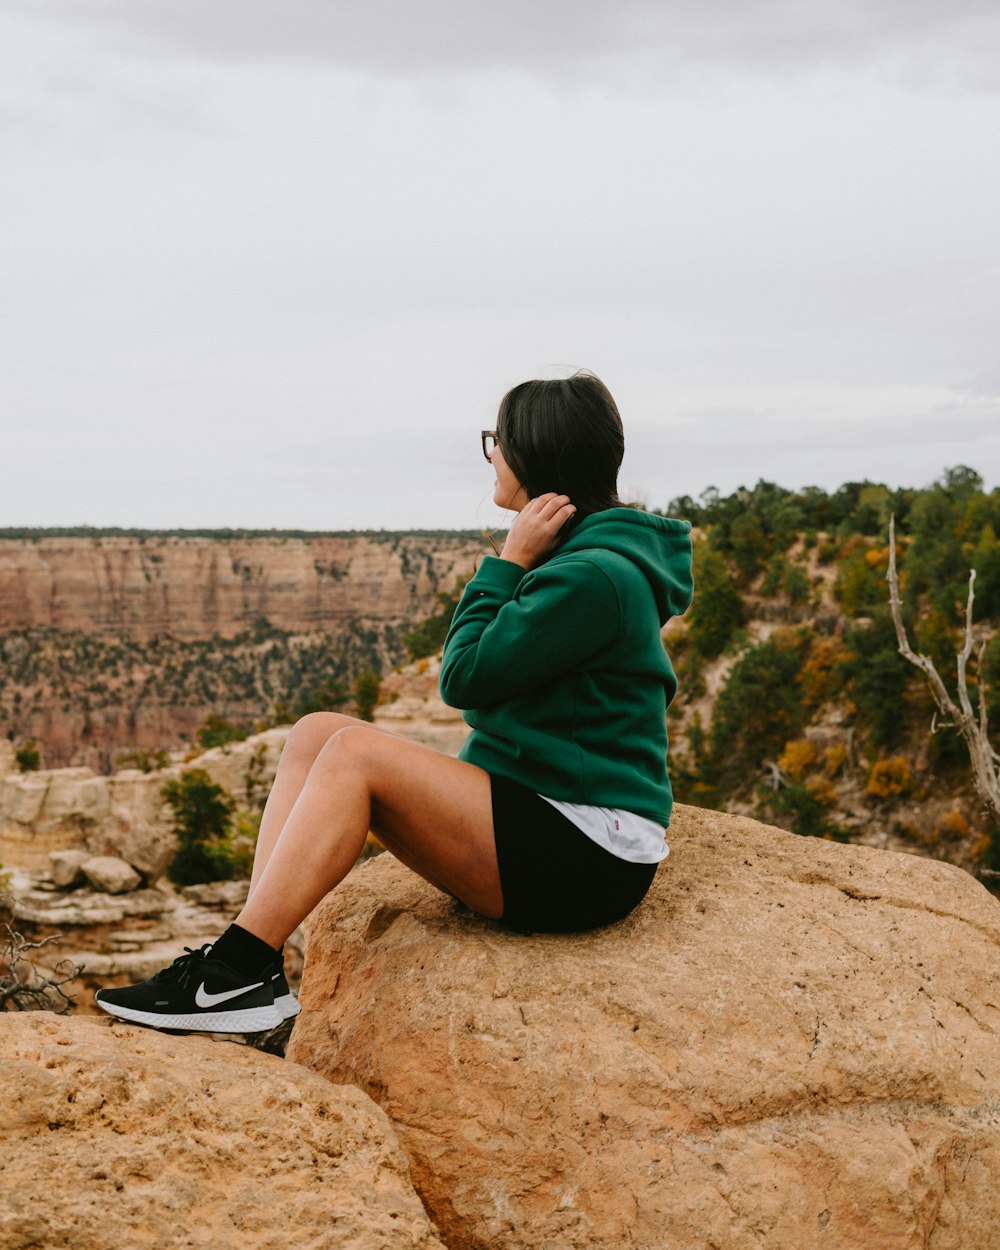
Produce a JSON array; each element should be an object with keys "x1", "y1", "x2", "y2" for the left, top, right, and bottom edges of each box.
[{"x1": 2, "y1": 1, "x2": 999, "y2": 531}]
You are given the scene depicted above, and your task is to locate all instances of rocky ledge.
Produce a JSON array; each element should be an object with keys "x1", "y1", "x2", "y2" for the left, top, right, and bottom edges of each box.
[
  {"x1": 0, "y1": 1012, "x2": 444, "y2": 1250},
  {"x1": 287, "y1": 803, "x2": 1000, "y2": 1250},
  {"x1": 5, "y1": 802, "x2": 999, "y2": 1249}
]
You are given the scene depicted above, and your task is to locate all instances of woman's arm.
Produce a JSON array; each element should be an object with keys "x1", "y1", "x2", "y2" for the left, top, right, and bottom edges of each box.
[{"x1": 439, "y1": 554, "x2": 620, "y2": 709}]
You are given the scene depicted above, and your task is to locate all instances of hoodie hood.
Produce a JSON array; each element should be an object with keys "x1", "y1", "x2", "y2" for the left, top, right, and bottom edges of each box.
[{"x1": 556, "y1": 507, "x2": 694, "y2": 624}]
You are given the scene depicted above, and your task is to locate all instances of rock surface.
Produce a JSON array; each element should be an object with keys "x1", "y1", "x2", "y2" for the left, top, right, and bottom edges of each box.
[
  {"x1": 374, "y1": 654, "x2": 470, "y2": 756},
  {"x1": 0, "y1": 729, "x2": 289, "y2": 875},
  {"x1": 0, "y1": 533, "x2": 482, "y2": 766},
  {"x1": 48, "y1": 848, "x2": 89, "y2": 887},
  {"x1": 80, "y1": 855, "x2": 141, "y2": 894},
  {"x1": 0, "y1": 533, "x2": 479, "y2": 639},
  {"x1": 0, "y1": 738, "x2": 16, "y2": 777},
  {"x1": 288, "y1": 803, "x2": 1000, "y2": 1250},
  {"x1": 0, "y1": 1012, "x2": 445, "y2": 1250}
]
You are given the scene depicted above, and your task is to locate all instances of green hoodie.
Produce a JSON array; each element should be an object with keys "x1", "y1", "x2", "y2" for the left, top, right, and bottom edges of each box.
[{"x1": 439, "y1": 508, "x2": 694, "y2": 825}]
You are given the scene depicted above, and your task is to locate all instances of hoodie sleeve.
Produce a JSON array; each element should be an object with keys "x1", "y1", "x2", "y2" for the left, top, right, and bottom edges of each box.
[{"x1": 439, "y1": 555, "x2": 620, "y2": 709}]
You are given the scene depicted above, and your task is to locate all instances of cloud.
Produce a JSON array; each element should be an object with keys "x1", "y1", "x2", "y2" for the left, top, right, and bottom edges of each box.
[{"x1": 17, "y1": 0, "x2": 1000, "y2": 86}]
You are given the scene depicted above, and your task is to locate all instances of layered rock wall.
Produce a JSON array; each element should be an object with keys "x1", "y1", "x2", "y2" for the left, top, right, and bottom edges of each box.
[
  {"x1": 0, "y1": 533, "x2": 481, "y2": 641},
  {"x1": 0, "y1": 532, "x2": 483, "y2": 765}
]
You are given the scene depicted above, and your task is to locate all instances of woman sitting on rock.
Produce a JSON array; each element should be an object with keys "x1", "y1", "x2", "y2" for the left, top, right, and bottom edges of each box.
[{"x1": 96, "y1": 372, "x2": 694, "y2": 1034}]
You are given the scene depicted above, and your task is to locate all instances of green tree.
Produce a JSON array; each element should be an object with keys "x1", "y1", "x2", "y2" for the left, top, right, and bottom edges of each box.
[
  {"x1": 688, "y1": 543, "x2": 744, "y2": 658},
  {"x1": 834, "y1": 540, "x2": 886, "y2": 617},
  {"x1": 970, "y1": 524, "x2": 1000, "y2": 621},
  {"x1": 162, "y1": 769, "x2": 239, "y2": 886},
  {"x1": 839, "y1": 613, "x2": 911, "y2": 749},
  {"x1": 403, "y1": 583, "x2": 465, "y2": 661},
  {"x1": 709, "y1": 630, "x2": 811, "y2": 782},
  {"x1": 354, "y1": 670, "x2": 382, "y2": 722},
  {"x1": 197, "y1": 714, "x2": 251, "y2": 750},
  {"x1": 15, "y1": 740, "x2": 41, "y2": 772},
  {"x1": 273, "y1": 677, "x2": 348, "y2": 724}
]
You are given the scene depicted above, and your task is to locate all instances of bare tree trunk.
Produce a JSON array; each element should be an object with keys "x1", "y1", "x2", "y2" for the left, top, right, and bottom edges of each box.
[{"x1": 886, "y1": 516, "x2": 1000, "y2": 829}]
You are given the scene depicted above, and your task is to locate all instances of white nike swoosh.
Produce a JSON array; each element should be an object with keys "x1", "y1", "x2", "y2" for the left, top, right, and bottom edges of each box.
[{"x1": 194, "y1": 979, "x2": 264, "y2": 1008}]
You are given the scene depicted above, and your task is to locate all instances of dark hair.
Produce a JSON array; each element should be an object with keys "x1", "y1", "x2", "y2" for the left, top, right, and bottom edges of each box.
[{"x1": 495, "y1": 371, "x2": 624, "y2": 522}]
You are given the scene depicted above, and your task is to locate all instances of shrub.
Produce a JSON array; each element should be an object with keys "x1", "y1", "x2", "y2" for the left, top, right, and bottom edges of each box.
[
  {"x1": 762, "y1": 783, "x2": 845, "y2": 840},
  {"x1": 116, "y1": 748, "x2": 171, "y2": 773},
  {"x1": 688, "y1": 542, "x2": 744, "y2": 658},
  {"x1": 834, "y1": 540, "x2": 886, "y2": 617},
  {"x1": 403, "y1": 584, "x2": 465, "y2": 661},
  {"x1": 354, "y1": 670, "x2": 382, "y2": 722},
  {"x1": 777, "y1": 738, "x2": 817, "y2": 782},
  {"x1": 936, "y1": 810, "x2": 970, "y2": 841},
  {"x1": 761, "y1": 556, "x2": 786, "y2": 597},
  {"x1": 865, "y1": 757, "x2": 912, "y2": 801},
  {"x1": 272, "y1": 677, "x2": 348, "y2": 724},
  {"x1": 806, "y1": 777, "x2": 838, "y2": 808},
  {"x1": 709, "y1": 630, "x2": 810, "y2": 782},
  {"x1": 975, "y1": 825, "x2": 1000, "y2": 873},
  {"x1": 197, "y1": 715, "x2": 251, "y2": 750},
  {"x1": 823, "y1": 744, "x2": 848, "y2": 777},
  {"x1": 763, "y1": 558, "x2": 811, "y2": 606},
  {"x1": 799, "y1": 635, "x2": 854, "y2": 709},
  {"x1": 839, "y1": 614, "x2": 911, "y2": 749},
  {"x1": 784, "y1": 564, "x2": 810, "y2": 605},
  {"x1": 15, "y1": 740, "x2": 40, "y2": 772},
  {"x1": 162, "y1": 769, "x2": 241, "y2": 886}
]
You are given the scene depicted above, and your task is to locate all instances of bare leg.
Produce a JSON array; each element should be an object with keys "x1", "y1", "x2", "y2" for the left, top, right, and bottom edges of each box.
[
  {"x1": 247, "y1": 712, "x2": 394, "y2": 900},
  {"x1": 235, "y1": 724, "x2": 502, "y2": 948}
]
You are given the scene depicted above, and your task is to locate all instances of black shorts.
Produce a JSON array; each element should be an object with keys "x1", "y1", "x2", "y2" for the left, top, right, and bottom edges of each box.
[{"x1": 490, "y1": 773, "x2": 659, "y2": 934}]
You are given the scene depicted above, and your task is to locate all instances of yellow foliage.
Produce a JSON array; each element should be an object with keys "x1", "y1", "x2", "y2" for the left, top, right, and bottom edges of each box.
[
  {"x1": 823, "y1": 744, "x2": 848, "y2": 777},
  {"x1": 971, "y1": 835, "x2": 993, "y2": 861},
  {"x1": 864, "y1": 546, "x2": 890, "y2": 569},
  {"x1": 839, "y1": 533, "x2": 868, "y2": 557},
  {"x1": 778, "y1": 738, "x2": 818, "y2": 782},
  {"x1": 806, "y1": 777, "x2": 838, "y2": 808},
  {"x1": 800, "y1": 636, "x2": 853, "y2": 707},
  {"x1": 865, "y1": 757, "x2": 912, "y2": 800},
  {"x1": 936, "y1": 810, "x2": 970, "y2": 840}
]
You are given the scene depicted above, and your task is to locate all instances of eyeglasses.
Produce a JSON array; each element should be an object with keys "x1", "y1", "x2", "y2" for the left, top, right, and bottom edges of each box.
[{"x1": 481, "y1": 430, "x2": 499, "y2": 462}]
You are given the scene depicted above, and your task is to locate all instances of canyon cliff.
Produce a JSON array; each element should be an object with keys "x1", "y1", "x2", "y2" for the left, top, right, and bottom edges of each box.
[
  {"x1": 0, "y1": 533, "x2": 479, "y2": 639},
  {"x1": 0, "y1": 532, "x2": 482, "y2": 767}
]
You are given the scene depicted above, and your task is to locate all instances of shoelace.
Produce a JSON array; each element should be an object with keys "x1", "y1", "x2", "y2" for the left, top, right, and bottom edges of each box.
[{"x1": 151, "y1": 943, "x2": 214, "y2": 987}]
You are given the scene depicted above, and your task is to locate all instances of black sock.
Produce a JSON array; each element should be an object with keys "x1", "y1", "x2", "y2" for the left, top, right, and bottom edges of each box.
[{"x1": 210, "y1": 923, "x2": 280, "y2": 980}]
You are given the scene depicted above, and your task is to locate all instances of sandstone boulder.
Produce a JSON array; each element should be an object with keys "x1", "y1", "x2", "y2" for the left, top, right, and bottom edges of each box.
[
  {"x1": 80, "y1": 855, "x2": 141, "y2": 894},
  {"x1": 0, "y1": 1012, "x2": 445, "y2": 1250},
  {"x1": 48, "y1": 848, "x2": 90, "y2": 888},
  {"x1": 82, "y1": 799, "x2": 175, "y2": 880},
  {"x1": 0, "y1": 729, "x2": 290, "y2": 878},
  {"x1": 288, "y1": 803, "x2": 1000, "y2": 1250}
]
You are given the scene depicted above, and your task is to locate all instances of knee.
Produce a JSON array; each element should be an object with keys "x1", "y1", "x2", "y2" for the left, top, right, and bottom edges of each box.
[
  {"x1": 283, "y1": 711, "x2": 356, "y2": 767},
  {"x1": 315, "y1": 723, "x2": 373, "y2": 765}
]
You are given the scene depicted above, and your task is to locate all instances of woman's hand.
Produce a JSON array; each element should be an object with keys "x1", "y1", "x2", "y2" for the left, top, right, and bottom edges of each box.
[{"x1": 500, "y1": 493, "x2": 576, "y2": 571}]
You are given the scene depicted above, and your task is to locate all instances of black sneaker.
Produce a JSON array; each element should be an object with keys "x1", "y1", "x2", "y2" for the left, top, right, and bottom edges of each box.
[
  {"x1": 95, "y1": 944, "x2": 282, "y2": 1034},
  {"x1": 271, "y1": 963, "x2": 301, "y2": 1021}
]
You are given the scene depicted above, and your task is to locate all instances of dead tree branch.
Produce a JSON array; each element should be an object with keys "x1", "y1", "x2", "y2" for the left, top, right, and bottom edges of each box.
[
  {"x1": 0, "y1": 893, "x2": 83, "y2": 1013},
  {"x1": 887, "y1": 516, "x2": 1000, "y2": 827}
]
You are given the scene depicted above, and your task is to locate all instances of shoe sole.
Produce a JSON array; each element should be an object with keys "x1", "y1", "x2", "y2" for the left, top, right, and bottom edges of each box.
[
  {"x1": 275, "y1": 991, "x2": 301, "y2": 1021},
  {"x1": 95, "y1": 997, "x2": 282, "y2": 1033}
]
